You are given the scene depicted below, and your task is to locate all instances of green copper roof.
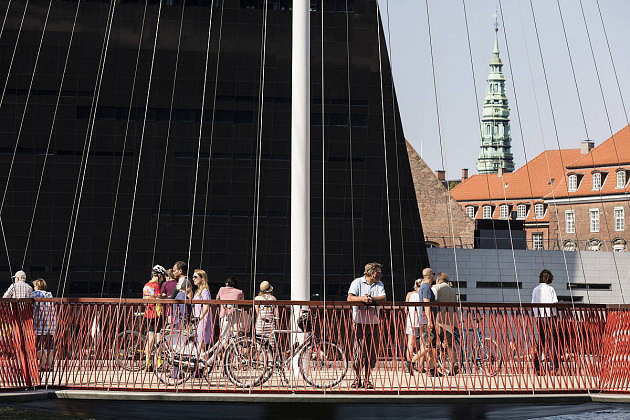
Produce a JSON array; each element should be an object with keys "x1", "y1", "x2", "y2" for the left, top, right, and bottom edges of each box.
[{"x1": 476, "y1": 23, "x2": 514, "y2": 175}]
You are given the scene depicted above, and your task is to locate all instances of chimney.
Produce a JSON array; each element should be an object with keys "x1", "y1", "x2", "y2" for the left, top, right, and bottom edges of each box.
[
  {"x1": 581, "y1": 140, "x2": 594, "y2": 155},
  {"x1": 436, "y1": 170, "x2": 446, "y2": 181},
  {"x1": 461, "y1": 168, "x2": 469, "y2": 180}
]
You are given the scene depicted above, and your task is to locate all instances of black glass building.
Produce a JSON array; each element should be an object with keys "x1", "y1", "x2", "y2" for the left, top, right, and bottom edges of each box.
[{"x1": 0, "y1": 0, "x2": 427, "y2": 299}]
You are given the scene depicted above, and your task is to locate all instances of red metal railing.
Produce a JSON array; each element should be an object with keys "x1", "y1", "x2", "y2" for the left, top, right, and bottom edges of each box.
[{"x1": 0, "y1": 298, "x2": 628, "y2": 394}]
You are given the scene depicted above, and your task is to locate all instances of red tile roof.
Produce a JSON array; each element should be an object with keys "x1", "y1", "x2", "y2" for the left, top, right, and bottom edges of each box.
[
  {"x1": 451, "y1": 149, "x2": 582, "y2": 201},
  {"x1": 451, "y1": 125, "x2": 630, "y2": 203},
  {"x1": 567, "y1": 125, "x2": 630, "y2": 168}
]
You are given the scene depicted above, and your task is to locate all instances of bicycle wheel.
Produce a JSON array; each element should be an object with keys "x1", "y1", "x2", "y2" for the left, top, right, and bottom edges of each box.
[
  {"x1": 114, "y1": 330, "x2": 145, "y2": 372},
  {"x1": 153, "y1": 340, "x2": 194, "y2": 386},
  {"x1": 223, "y1": 336, "x2": 271, "y2": 388},
  {"x1": 299, "y1": 340, "x2": 348, "y2": 389},
  {"x1": 476, "y1": 338, "x2": 502, "y2": 377}
]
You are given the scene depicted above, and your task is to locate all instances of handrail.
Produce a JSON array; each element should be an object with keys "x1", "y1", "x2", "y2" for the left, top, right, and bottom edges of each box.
[{"x1": 0, "y1": 297, "x2": 622, "y2": 308}]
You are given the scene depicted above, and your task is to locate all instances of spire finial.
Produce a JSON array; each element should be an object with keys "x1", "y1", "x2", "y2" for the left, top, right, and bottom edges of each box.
[{"x1": 492, "y1": 8, "x2": 500, "y2": 55}]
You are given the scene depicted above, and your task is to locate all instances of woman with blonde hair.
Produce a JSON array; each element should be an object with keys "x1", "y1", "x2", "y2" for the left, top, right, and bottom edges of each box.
[
  {"x1": 192, "y1": 269, "x2": 214, "y2": 352},
  {"x1": 254, "y1": 281, "x2": 277, "y2": 338}
]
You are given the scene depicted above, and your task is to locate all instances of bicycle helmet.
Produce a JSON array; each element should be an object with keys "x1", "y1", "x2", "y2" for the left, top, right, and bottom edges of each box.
[{"x1": 152, "y1": 265, "x2": 167, "y2": 277}]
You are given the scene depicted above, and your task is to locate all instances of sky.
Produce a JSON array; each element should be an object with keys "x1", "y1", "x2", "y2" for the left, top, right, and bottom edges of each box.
[{"x1": 379, "y1": 0, "x2": 630, "y2": 178}]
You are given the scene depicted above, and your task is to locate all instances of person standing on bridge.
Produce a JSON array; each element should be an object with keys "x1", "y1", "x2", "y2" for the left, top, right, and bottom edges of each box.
[
  {"x1": 531, "y1": 269, "x2": 559, "y2": 375},
  {"x1": 3, "y1": 270, "x2": 32, "y2": 298},
  {"x1": 192, "y1": 269, "x2": 214, "y2": 354},
  {"x1": 171, "y1": 261, "x2": 189, "y2": 299},
  {"x1": 143, "y1": 265, "x2": 166, "y2": 371},
  {"x1": 347, "y1": 262, "x2": 386, "y2": 389}
]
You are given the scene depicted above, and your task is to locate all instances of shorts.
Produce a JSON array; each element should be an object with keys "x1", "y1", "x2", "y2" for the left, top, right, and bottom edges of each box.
[
  {"x1": 36, "y1": 334, "x2": 55, "y2": 350},
  {"x1": 353, "y1": 323, "x2": 379, "y2": 370}
]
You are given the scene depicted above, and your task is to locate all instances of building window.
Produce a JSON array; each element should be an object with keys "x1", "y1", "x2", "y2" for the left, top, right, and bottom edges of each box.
[
  {"x1": 499, "y1": 204, "x2": 509, "y2": 219},
  {"x1": 590, "y1": 209, "x2": 600, "y2": 233},
  {"x1": 565, "y1": 210, "x2": 575, "y2": 233},
  {"x1": 483, "y1": 205, "x2": 492, "y2": 219},
  {"x1": 615, "y1": 207, "x2": 624, "y2": 231},
  {"x1": 534, "y1": 203, "x2": 545, "y2": 219},
  {"x1": 516, "y1": 204, "x2": 527, "y2": 219},
  {"x1": 617, "y1": 170, "x2": 626, "y2": 189},
  {"x1": 592, "y1": 172, "x2": 602, "y2": 190},
  {"x1": 466, "y1": 206, "x2": 475, "y2": 219},
  {"x1": 568, "y1": 174, "x2": 578, "y2": 192},
  {"x1": 613, "y1": 238, "x2": 627, "y2": 253},
  {"x1": 563, "y1": 239, "x2": 577, "y2": 251},
  {"x1": 532, "y1": 233, "x2": 544, "y2": 250}
]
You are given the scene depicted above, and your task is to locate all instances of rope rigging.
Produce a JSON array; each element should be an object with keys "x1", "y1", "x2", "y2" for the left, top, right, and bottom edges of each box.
[
  {"x1": 22, "y1": 0, "x2": 82, "y2": 273},
  {"x1": 59, "y1": 0, "x2": 118, "y2": 297},
  {"x1": 513, "y1": 0, "x2": 576, "y2": 306},
  {"x1": 185, "y1": 0, "x2": 216, "y2": 279},
  {"x1": 554, "y1": 0, "x2": 624, "y2": 304},
  {"x1": 120, "y1": 0, "x2": 163, "y2": 298},
  {"x1": 0, "y1": 0, "x2": 52, "y2": 272},
  {"x1": 375, "y1": 0, "x2": 396, "y2": 304},
  {"x1": 101, "y1": 0, "x2": 151, "y2": 297},
  {"x1": 152, "y1": 0, "x2": 187, "y2": 267},
  {"x1": 249, "y1": 0, "x2": 269, "y2": 299},
  {"x1": 200, "y1": 0, "x2": 226, "y2": 267},
  {"x1": 0, "y1": 0, "x2": 29, "y2": 277},
  {"x1": 384, "y1": 0, "x2": 407, "y2": 286}
]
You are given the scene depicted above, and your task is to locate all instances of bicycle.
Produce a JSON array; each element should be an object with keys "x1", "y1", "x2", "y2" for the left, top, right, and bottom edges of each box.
[
  {"x1": 247, "y1": 311, "x2": 348, "y2": 389},
  {"x1": 153, "y1": 313, "x2": 269, "y2": 388},
  {"x1": 436, "y1": 325, "x2": 502, "y2": 377},
  {"x1": 114, "y1": 312, "x2": 150, "y2": 372}
]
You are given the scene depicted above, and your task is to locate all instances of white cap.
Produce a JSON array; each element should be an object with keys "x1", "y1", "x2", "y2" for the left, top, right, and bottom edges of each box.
[{"x1": 12, "y1": 270, "x2": 26, "y2": 281}]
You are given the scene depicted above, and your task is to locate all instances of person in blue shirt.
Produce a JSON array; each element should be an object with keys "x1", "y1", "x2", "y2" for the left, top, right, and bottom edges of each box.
[{"x1": 412, "y1": 267, "x2": 439, "y2": 376}]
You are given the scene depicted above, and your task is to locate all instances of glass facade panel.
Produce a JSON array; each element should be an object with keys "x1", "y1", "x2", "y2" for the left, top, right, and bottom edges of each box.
[{"x1": 0, "y1": 0, "x2": 427, "y2": 298}]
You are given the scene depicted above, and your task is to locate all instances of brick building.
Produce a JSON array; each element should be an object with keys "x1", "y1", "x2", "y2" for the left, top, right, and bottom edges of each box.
[
  {"x1": 406, "y1": 141, "x2": 475, "y2": 248},
  {"x1": 451, "y1": 125, "x2": 630, "y2": 252}
]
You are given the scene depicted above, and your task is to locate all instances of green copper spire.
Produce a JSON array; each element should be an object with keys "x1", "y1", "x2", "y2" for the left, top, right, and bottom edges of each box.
[{"x1": 476, "y1": 14, "x2": 514, "y2": 175}]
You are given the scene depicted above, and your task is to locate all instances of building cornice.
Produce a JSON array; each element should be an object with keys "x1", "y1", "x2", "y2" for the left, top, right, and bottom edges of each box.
[{"x1": 544, "y1": 193, "x2": 630, "y2": 205}]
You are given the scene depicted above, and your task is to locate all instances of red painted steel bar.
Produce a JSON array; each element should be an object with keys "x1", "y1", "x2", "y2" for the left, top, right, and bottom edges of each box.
[{"x1": 0, "y1": 298, "x2": 628, "y2": 394}]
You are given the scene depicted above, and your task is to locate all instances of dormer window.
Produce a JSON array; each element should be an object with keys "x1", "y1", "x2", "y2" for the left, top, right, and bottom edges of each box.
[
  {"x1": 534, "y1": 203, "x2": 545, "y2": 219},
  {"x1": 483, "y1": 205, "x2": 492, "y2": 219},
  {"x1": 466, "y1": 206, "x2": 475, "y2": 219},
  {"x1": 568, "y1": 174, "x2": 578, "y2": 192},
  {"x1": 592, "y1": 172, "x2": 602, "y2": 190},
  {"x1": 499, "y1": 204, "x2": 509, "y2": 219},
  {"x1": 516, "y1": 204, "x2": 527, "y2": 219},
  {"x1": 617, "y1": 170, "x2": 626, "y2": 189}
]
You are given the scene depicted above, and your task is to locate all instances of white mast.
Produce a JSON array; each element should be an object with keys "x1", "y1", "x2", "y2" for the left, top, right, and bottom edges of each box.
[{"x1": 291, "y1": 0, "x2": 310, "y2": 301}]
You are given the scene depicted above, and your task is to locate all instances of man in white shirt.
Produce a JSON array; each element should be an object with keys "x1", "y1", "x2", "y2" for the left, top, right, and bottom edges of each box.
[
  {"x1": 347, "y1": 262, "x2": 386, "y2": 389},
  {"x1": 531, "y1": 269, "x2": 559, "y2": 375}
]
